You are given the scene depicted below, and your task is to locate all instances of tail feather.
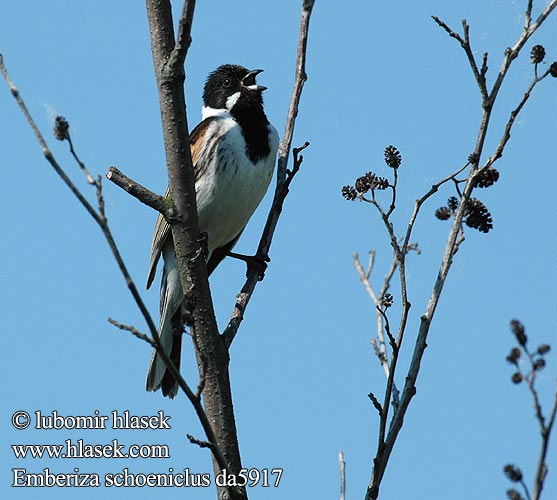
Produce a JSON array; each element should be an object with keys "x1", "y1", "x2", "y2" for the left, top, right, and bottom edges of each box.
[
  {"x1": 146, "y1": 243, "x2": 184, "y2": 399},
  {"x1": 146, "y1": 237, "x2": 229, "y2": 399},
  {"x1": 145, "y1": 322, "x2": 182, "y2": 398}
]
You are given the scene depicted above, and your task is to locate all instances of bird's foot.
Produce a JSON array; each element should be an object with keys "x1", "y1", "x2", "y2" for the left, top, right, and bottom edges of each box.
[{"x1": 226, "y1": 251, "x2": 270, "y2": 281}]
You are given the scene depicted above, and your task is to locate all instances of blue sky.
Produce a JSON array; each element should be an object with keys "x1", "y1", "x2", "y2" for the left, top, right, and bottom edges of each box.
[{"x1": 2, "y1": 1, "x2": 556, "y2": 499}]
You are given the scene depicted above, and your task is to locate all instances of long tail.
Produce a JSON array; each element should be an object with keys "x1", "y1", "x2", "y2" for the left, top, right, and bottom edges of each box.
[
  {"x1": 145, "y1": 236, "x2": 240, "y2": 398},
  {"x1": 145, "y1": 244, "x2": 184, "y2": 399}
]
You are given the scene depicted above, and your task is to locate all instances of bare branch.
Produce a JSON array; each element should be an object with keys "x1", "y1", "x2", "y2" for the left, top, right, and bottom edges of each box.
[
  {"x1": 431, "y1": 15, "x2": 464, "y2": 43},
  {"x1": 195, "y1": 373, "x2": 206, "y2": 401},
  {"x1": 277, "y1": 1, "x2": 315, "y2": 183},
  {"x1": 65, "y1": 134, "x2": 96, "y2": 185},
  {"x1": 287, "y1": 141, "x2": 310, "y2": 185},
  {"x1": 359, "y1": 154, "x2": 472, "y2": 500},
  {"x1": 402, "y1": 159, "x2": 471, "y2": 254},
  {"x1": 368, "y1": 392, "x2": 384, "y2": 417},
  {"x1": 354, "y1": 251, "x2": 400, "y2": 406},
  {"x1": 431, "y1": 16, "x2": 489, "y2": 103},
  {"x1": 377, "y1": 306, "x2": 396, "y2": 355},
  {"x1": 491, "y1": 0, "x2": 557, "y2": 104},
  {"x1": 353, "y1": 252, "x2": 379, "y2": 304},
  {"x1": 187, "y1": 434, "x2": 214, "y2": 450},
  {"x1": 461, "y1": 19, "x2": 489, "y2": 104},
  {"x1": 144, "y1": 4, "x2": 254, "y2": 498},
  {"x1": 173, "y1": 0, "x2": 196, "y2": 67},
  {"x1": 222, "y1": 144, "x2": 309, "y2": 349},
  {"x1": 485, "y1": 68, "x2": 551, "y2": 167},
  {"x1": 108, "y1": 318, "x2": 156, "y2": 347},
  {"x1": 378, "y1": 255, "x2": 398, "y2": 306},
  {"x1": 505, "y1": 321, "x2": 557, "y2": 500},
  {"x1": 525, "y1": 0, "x2": 534, "y2": 29},
  {"x1": 339, "y1": 451, "x2": 346, "y2": 500},
  {"x1": 0, "y1": 54, "x2": 161, "y2": 342},
  {"x1": 385, "y1": 169, "x2": 398, "y2": 218},
  {"x1": 365, "y1": 251, "x2": 375, "y2": 280},
  {"x1": 106, "y1": 166, "x2": 167, "y2": 214},
  {"x1": 0, "y1": 55, "x2": 101, "y2": 225},
  {"x1": 1, "y1": 48, "x2": 232, "y2": 489},
  {"x1": 480, "y1": 52, "x2": 489, "y2": 80},
  {"x1": 365, "y1": 5, "x2": 557, "y2": 497},
  {"x1": 222, "y1": 0, "x2": 315, "y2": 349}
]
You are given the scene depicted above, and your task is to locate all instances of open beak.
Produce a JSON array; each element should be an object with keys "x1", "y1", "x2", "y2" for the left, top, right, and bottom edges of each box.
[{"x1": 242, "y1": 69, "x2": 267, "y2": 91}]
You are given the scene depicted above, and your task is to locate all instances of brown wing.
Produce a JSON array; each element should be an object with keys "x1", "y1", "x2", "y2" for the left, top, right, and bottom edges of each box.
[{"x1": 146, "y1": 118, "x2": 216, "y2": 289}]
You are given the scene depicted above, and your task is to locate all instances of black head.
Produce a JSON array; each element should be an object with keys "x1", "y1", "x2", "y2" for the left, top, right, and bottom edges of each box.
[{"x1": 202, "y1": 64, "x2": 267, "y2": 111}]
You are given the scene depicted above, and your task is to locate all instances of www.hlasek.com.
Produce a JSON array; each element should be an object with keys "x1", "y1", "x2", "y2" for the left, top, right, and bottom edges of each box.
[
  {"x1": 10, "y1": 410, "x2": 283, "y2": 489},
  {"x1": 12, "y1": 438, "x2": 170, "y2": 459}
]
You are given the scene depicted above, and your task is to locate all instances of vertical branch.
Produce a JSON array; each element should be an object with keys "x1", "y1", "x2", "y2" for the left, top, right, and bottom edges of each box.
[
  {"x1": 144, "y1": 2, "x2": 244, "y2": 499},
  {"x1": 353, "y1": 252, "x2": 399, "y2": 380},
  {"x1": 339, "y1": 451, "x2": 346, "y2": 500},
  {"x1": 222, "y1": 0, "x2": 315, "y2": 348},
  {"x1": 534, "y1": 389, "x2": 557, "y2": 499},
  {"x1": 276, "y1": 0, "x2": 315, "y2": 184},
  {"x1": 489, "y1": 0, "x2": 557, "y2": 103},
  {"x1": 1, "y1": 51, "x2": 232, "y2": 487},
  {"x1": 364, "y1": 4, "x2": 557, "y2": 498},
  {"x1": 145, "y1": 0, "x2": 205, "y2": 298},
  {"x1": 505, "y1": 321, "x2": 557, "y2": 500}
]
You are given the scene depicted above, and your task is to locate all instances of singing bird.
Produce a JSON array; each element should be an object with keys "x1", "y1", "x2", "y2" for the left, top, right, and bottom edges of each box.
[{"x1": 145, "y1": 64, "x2": 279, "y2": 398}]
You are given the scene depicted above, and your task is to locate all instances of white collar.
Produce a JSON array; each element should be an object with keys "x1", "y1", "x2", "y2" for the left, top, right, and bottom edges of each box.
[{"x1": 201, "y1": 106, "x2": 232, "y2": 120}]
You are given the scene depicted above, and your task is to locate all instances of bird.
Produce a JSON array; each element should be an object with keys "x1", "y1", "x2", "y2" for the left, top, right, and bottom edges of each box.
[{"x1": 145, "y1": 64, "x2": 279, "y2": 398}]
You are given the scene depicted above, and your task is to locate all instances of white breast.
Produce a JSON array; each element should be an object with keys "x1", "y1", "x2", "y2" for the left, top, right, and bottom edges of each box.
[{"x1": 194, "y1": 114, "x2": 279, "y2": 257}]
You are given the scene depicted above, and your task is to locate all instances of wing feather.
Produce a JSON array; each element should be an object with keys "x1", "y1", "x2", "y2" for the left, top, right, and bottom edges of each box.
[{"x1": 146, "y1": 118, "x2": 216, "y2": 289}]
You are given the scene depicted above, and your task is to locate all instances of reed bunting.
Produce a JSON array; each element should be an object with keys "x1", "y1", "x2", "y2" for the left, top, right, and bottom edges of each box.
[{"x1": 145, "y1": 64, "x2": 279, "y2": 398}]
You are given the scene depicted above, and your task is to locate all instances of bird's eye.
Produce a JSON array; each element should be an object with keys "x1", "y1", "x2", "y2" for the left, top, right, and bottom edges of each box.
[{"x1": 222, "y1": 78, "x2": 232, "y2": 88}]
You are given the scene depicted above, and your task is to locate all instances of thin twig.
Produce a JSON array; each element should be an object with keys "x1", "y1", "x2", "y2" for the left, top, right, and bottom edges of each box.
[
  {"x1": 509, "y1": 345, "x2": 557, "y2": 500},
  {"x1": 353, "y1": 252, "x2": 400, "y2": 404},
  {"x1": 195, "y1": 373, "x2": 206, "y2": 400},
  {"x1": 187, "y1": 434, "x2": 215, "y2": 451},
  {"x1": 377, "y1": 306, "x2": 396, "y2": 355},
  {"x1": 108, "y1": 318, "x2": 156, "y2": 347},
  {"x1": 222, "y1": 0, "x2": 315, "y2": 349},
  {"x1": 480, "y1": 52, "x2": 489, "y2": 80},
  {"x1": 366, "y1": 4, "x2": 557, "y2": 497},
  {"x1": 106, "y1": 166, "x2": 167, "y2": 214},
  {"x1": 402, "y1": 159, "x2": 471, "y2": 255},
  {"x1": 368, "y1": 391, "x2": 384, "y2": 417},
  {"x1": 0, "y1": 55, "x2": 160, "y2": 341},
  {"x1": 517, "y1": 339, "x2": 557, "y2": 500},
  {"x1": 431, "y1": 16, "x2": 488, "y2": 103},
  {"x1": 287, "y1": 141, "x2": 310, "y2": 185},
  {"x1": 67, "y1": 134, "x2": 96, "y2": 185},
  {"x1": 490, "y1": 0, "x2": 557, "y2": 105},
  {"x1": 277, "y1": 1, "x2": 315, "y2": 184},
  {"x1": 485, "y1": 68, "x2": 551, "y2": 168},
  {"x1": 522, "y1": 479, "x2": 533, "y2": 500},
  {"x1": 353, "y1": 252, "x2": 379, "y2": 304},
  {"x1": 461, "y1": 20, "x2": 489, "y2": 104},
  {"x1": 535, "y1": 387, "x2": 557, "y2": 499},
  {"x1": 172, "y1": 0, "x2": 196, "y2": 67},
  {"x1": 385, "y1": 168, "x2": 398, "y2": 218},
  {"x1": 525, "y1": 0, "x2": 534, "y2": 29},
  {"x1": 1, "y1": 50, "x2": 231, "y2": 484},
  {"x1": 0, "y1": 54, "x2": 101, "y2": 225},
  {"x1": 339, "y1": 451, "x2": 346, "y2": 500}
]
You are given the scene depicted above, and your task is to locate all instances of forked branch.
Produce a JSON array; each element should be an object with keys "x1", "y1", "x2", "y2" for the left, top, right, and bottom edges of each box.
[
  {"x1": 222, "y1": 0, "x2": 315, "y2": 349},
  {"x1": 360, "y1": 4, "x2": 557, "y2": 498}
]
